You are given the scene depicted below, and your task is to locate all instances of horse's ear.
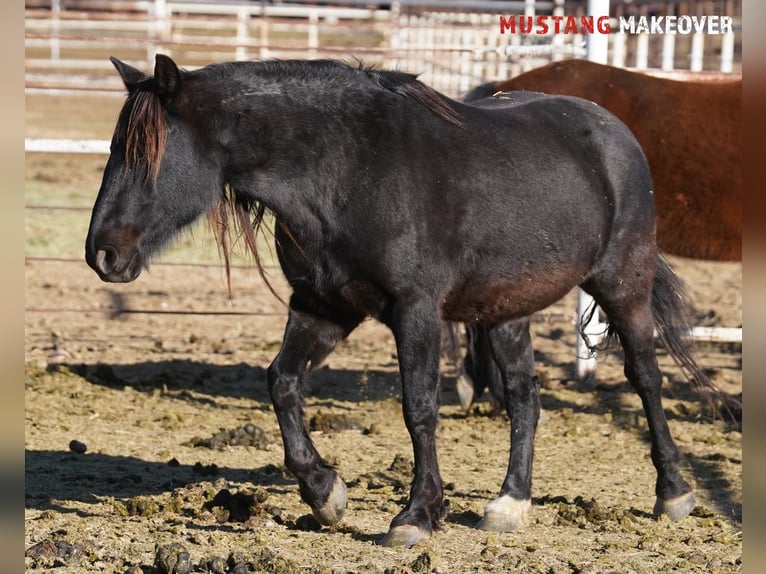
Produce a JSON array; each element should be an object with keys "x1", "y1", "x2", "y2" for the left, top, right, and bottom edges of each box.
[
  {"x1": 154, "y1": 54, "x2": 182, "y2": 104},
  {"x1": 110, "y1": 57, "x2": 147, "y2": 91}
]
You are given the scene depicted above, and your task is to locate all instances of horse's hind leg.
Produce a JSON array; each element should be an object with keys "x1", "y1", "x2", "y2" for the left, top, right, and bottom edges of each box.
[
  {"x1": 586, "y1": 282, "x2": 695, "y2": 521},
  {"x1": 267, "y1": 299, "x2": 361, "y2": 526},
  {"x1": 460, "y1": 323, "x2": 506, "y2": 413},
  {"x1": 477, "y1": 317, "x2": 539, "y2": 532}
]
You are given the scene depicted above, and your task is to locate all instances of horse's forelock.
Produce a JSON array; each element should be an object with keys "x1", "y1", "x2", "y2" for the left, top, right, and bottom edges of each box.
[{"x1": 117, "y1": 83, "x2": 168, "y2": 182}]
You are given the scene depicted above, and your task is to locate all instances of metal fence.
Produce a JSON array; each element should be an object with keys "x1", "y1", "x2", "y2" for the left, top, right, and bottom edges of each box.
[{"x1": 25, "y1": 0, "x2": 742, "y2": 98}]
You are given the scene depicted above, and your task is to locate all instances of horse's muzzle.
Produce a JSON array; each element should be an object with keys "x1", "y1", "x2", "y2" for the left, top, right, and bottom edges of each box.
[{"x1": 86, "y1": 245, "x2": 142, "y2": 283}]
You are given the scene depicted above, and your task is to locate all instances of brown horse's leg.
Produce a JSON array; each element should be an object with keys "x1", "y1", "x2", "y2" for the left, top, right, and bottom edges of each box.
[
  {"x1": 267, "y1": 304, "x2": 361, "y2": 526},
  {"x1": 381, "y1": 298, "x2": 444, "y2": 547},
  {"x1": 477, "y1": 318, "x2": 539, "y2": 532}
]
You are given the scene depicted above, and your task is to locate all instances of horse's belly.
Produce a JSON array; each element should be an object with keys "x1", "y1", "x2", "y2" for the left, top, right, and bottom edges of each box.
[{"x1": 441, "y1": 268, "x2": 582, "y2": 324}]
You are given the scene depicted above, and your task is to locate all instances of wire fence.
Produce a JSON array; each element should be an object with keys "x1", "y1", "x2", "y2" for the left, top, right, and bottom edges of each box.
[{"x1": 24, "y1": 254, "x2": 579, "y2": 324}]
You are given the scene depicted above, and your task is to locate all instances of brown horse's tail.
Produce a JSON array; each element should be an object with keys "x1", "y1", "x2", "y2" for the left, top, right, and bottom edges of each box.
[{"x1": 651, "y1": 255, "x2": 741, "y2": 421}]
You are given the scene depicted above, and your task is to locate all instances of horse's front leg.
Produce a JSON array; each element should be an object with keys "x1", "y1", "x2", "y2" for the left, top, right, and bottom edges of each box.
[
  {"x1": 381, "y1": 298, "x2": 444, "y2": 547},
  {"x1": 268, "y1": 304, "x2": 360, "y2": 526},
  {"x1": 478, "y1": 318, "x2": 539, "y2": 532}
]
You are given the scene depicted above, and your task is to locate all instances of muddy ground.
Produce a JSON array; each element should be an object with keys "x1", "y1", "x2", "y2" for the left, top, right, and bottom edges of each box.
[{"x1": 25, "y1": 94, "x2": 742, "y2": 573}]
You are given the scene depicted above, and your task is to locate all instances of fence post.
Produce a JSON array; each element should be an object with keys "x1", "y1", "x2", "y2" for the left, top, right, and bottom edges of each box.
[
  {"x1": 386, "y1": 1, "x2": 401, "y2": 70},
  {"x1": 255, "y1": 0, "x2": 269, "y2": 60},
  {"x1": 720, "y1": 0, "x2": 735, "y2": 72},
  {"x1": 51, "y1": 0, "x2": 61, "y2": 61},
  {"x1": 661, "y1": 2, "x2": 675, "y2": 70},
  {"x1": 237, "y1": 6, "x2": 250, "y2": 61},
  {"x1": 610, "y1": 2, "x2": 626, "y2": 67},
  {"x1": 585, "y1": 0, "x2": 609, "y2": 64},
  {"x1": 147, "y1": 0, "x2": 166, "y2": 63},
  {"x1": 308, "y1": 10, "x2": 319, "y2": 59},
  {"x1": 720, "y1": 27, "x2": 734, "y2": 72},
  {"x1": 634, "y1": 4, "x2": 649, "y2": 69},
  {"x1": 576, "y1": 0, "x2": 611, "y2": 380},
  {"x1": 152, "y1": 0, "x2": 170, "y2": 61},
  {"x1": 689, "y1": 31, "x2": 705, "y2": 71},
  {"x1": 520, "y1": 0, "x2": 536, "y2": 72},
  {"x1": 551, "y1": 0, "x2": 565, "y2": 61}
]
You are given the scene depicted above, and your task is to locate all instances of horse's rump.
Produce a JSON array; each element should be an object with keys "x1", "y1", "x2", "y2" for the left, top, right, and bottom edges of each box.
[{"x1": 464, "y1": 59, "x2": 742, "y2": 261}]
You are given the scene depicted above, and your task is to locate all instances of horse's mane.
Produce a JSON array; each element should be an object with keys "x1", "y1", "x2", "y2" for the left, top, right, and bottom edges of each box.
[
  {"x1": 361, "y1": 65, "x2": 463, "y2": 126},
  {"x1": 115, "y1": 79, "x2": 167, "y2": 182},
  {"x1": 217, "y1": 59, "x2": 463, "y2": 127},
  {"x1": 118, "y1": 58, "x2": 460, "y2": 187},
  {"x1": 206, "y1": 187, "x2": 284, "y2": 303}
]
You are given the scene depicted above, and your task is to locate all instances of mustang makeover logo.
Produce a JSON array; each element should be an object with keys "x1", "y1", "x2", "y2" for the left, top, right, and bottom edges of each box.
[{"x1": 499, "y1": 14, "x2": 733, "y2": 35}]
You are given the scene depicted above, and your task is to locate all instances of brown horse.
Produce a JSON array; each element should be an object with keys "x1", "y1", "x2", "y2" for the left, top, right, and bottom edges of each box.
[{"x1": 465, "y1": 59, "x2": 742, "y2": 262}]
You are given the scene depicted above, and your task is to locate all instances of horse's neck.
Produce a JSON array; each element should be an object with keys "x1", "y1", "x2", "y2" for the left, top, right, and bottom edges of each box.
[{"x1": 226, "y1": 90, "x2": 388, "y2": 231}]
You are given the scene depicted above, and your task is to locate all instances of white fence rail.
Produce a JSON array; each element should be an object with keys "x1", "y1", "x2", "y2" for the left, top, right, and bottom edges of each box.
[
  {"x1": 26, "y1": 0, "x2": 741, "y2": 98},
  {"x1": 25, "y1": 138, "x2": 111, "y2": 154}
]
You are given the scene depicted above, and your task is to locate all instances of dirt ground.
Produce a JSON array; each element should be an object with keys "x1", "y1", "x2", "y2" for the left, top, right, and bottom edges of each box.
[{"x1": 25, "y1": 94, "x2": 742, "y2": 573}]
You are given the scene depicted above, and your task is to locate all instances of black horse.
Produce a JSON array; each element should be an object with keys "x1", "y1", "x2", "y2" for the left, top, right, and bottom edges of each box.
[{"x1": 86, "y1": 55, "x2": 714, "y2": 547}]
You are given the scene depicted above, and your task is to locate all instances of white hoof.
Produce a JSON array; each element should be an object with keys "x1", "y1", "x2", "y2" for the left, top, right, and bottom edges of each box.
[
  {"x1": 653, "y1": 491, "x2": 695, "y2": 521},
  {"x1": 380, "y1": 525, "x2": 431, "y2": 547},
  {"x1": 456, "y1": 373, "x2": 475, "y2": 411},
  {"x1": 311, "y1": 476, "x2": 347, "y2": 526},
  {"x1": 477, "y1": 496, "x2": 531, "y2": 532}
]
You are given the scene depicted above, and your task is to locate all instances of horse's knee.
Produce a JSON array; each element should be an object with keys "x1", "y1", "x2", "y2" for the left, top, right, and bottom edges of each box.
[
  {"x1": 504, "y1": 371, "x2": 539, "y2": 396},
  {"x1": 503, "y1": 373, "x2": 541, "y2": 422},
  {"x1": 267, "y1": 366, "x2": 302, "y2": 410}
]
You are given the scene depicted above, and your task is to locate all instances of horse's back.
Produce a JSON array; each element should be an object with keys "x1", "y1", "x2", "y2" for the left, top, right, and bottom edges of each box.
[
  {"x1": 477, "y1": 59, "x2": 742, "y2": 260},
  {"x1": 459, "y1": 92, "x2": 654, "y2": 217}
]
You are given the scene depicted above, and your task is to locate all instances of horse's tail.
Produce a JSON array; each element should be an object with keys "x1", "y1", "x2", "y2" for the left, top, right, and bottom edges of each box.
[
  {"x1": 463, "y1": 81, "x2": 500, "y2": 103},
  {"x1": 651, "y1": 255, "x2": 741, "y2": 420}
]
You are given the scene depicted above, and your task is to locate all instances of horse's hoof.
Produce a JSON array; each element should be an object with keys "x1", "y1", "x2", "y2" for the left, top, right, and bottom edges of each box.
[
  {"x1": 380, "y1": 525, "x2": 431, "y2": 548},
  {"x1": 477, "y1": 496, "x2": 530, "y2": 532},
  {"x1": 311, "y1": 476, "x2": 347, "y2": 526},
  {"x1": 456, "y1": 373, "x2": 475, "y2": 411},
  {"x1": 653, "y1": 491, "x2": 695, "y2": 521}
]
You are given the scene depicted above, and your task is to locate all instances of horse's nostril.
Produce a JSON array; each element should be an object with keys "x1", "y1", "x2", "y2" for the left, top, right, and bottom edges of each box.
[
  {"x1": 94, "y1": 248, "x2": 115, "y2": 275},
  {"x1": 89, "y1": 243, "x2": 142, "y2": 283}
]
